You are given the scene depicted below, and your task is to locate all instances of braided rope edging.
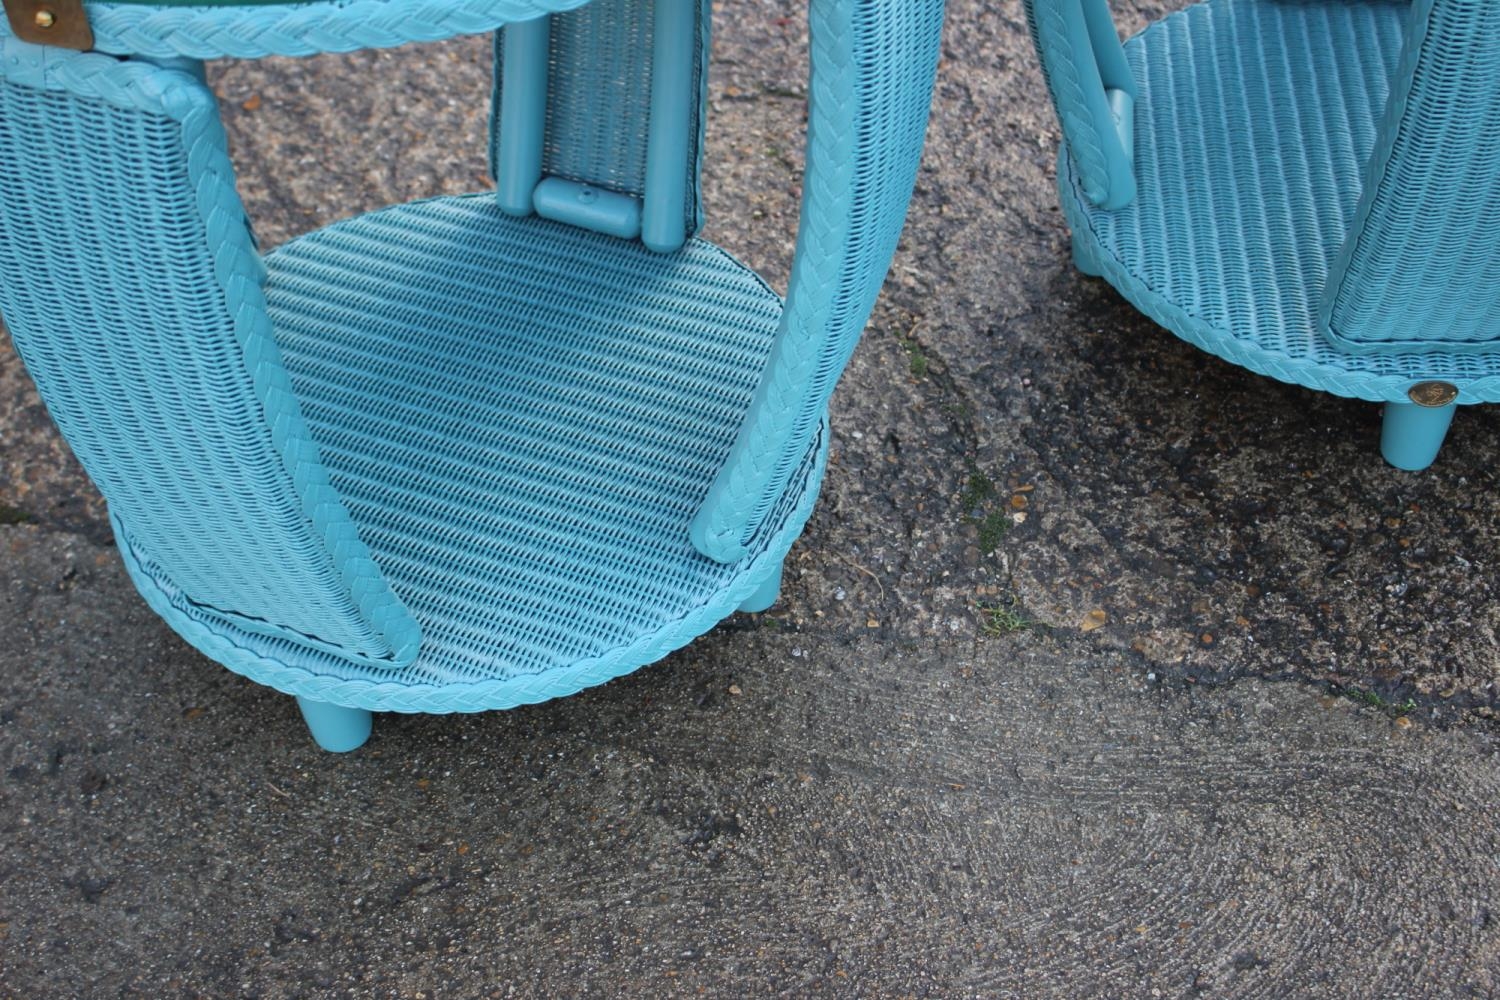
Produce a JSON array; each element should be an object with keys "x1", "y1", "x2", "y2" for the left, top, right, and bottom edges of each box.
[
  {"x1": 116, "y1": 424, "x2": 830, "y2": 714},
  {"x1": 82, "y1": 0, "x2": 595, "y2": 59},
  {"x1": 1065, "y1": 182, "x2": 1500, "y2": 405}
]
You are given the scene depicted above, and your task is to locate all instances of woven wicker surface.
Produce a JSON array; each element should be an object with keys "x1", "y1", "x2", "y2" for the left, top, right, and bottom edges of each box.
[
  {"x1": 0, "y1": 59, "x2": 420, "y2": 669},
  {"x1": 1324, "y1": 0, "x2": 1500, "y2": 354},
  {"x1": 1066, "y1": 0, "x2": 1500, "y2": 404},
  {"x1": 119, "y1": 195, "x2": 825, "y2": 712},
  {"x1": 540, "y1": 0, "x2": 656, "y2": 198},
  {"x1": 497, "y1": 0, "x2": 653, "y2": 200},
  {"x1": 490, "y1": 0, "x2": 708, "y2": 236}
]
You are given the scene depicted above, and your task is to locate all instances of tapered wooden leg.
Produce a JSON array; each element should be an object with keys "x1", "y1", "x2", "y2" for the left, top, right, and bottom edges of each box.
[
  {"x1": 738, "y1": 563, "x2": 783, "y2": 613},
  {"x1": 296, "y1": 697, "x2": 372, "y2": 752},
  {"x1": 1381, "y1": 401, "x2": 1457, "y2": 472}
]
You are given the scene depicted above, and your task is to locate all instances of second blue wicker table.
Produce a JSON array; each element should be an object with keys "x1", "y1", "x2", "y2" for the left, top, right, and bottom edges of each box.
[{"x1": 1027, "y1": 0, "x2": 1500, "y2": 471}]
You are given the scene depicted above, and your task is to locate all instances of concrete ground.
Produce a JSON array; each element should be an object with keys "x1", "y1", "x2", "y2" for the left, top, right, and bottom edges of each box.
[{"x1": 3, "y1": 0, "x2": 1498, "y2": 995}]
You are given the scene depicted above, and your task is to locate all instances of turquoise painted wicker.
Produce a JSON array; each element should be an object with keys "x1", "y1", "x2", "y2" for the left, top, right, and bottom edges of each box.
[
  {"x1": 1026, "y1": 0, "x2": 1500, "y2": 471},
  {"x1": 490, "y1": 0, "x2": 709, "y2": 249},
  {"x1": 494, "y1": 1, "x2": 662, "y2": 208},
  {"x1": 692, "y1": 0, "x2": 944, "y2": 560},
  {"x1": 1323, "y1": 0, "x2": 1500, "y2": 356},
  {"x1": 0, "y1": 0, "x2": 944, "y2": 749},
  {"x1": 0, "y1": 38, "x2": 422, "y2": 671},
  {"x1": 121, "y1": 195, "x2": 828, "y2": 712},
  {"x1": 79, "y1": 0, "x2": 596, "y2": 59}
]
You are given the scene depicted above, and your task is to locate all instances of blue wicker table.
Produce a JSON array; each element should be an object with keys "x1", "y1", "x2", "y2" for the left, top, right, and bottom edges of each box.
[
  {"x1": 0, "y1": 0, "x2": 944, "y2": 749},
  {"x1": 1027, "y1": 0, "x2": 1500, "y2": 471}
]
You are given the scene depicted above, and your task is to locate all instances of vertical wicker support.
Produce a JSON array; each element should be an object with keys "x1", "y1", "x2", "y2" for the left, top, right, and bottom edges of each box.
[
  {"x1": 1024, "y1": 0, "x2": 1138, "y2": 210},
  {"x1": 641, "y1": 0, "x2": 696, "y2": 252},
  {"x1": 495, "y1": 14, "x2": 550, "y2": 216},
  {"x1": 0, "y1": 40, "x2": 419, "y2": 670},
  {"x1": 491, "y1": 0, "x2": 709, "y2": 249},
  {"x1": 690, "y1": 0, "x2": 946, "y2": 563},
  {"x1": 1321, "y1": 0, "x2": 1500, "y2": 355}
]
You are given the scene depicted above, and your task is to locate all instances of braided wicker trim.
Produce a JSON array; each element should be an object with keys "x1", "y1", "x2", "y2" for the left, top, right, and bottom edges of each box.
[
  {"x1": 688, "y1": 0, "x2": 857, "y2": 564},
  {"x1": 1025, "y1": 0, "x2": 1112, "y2": 208},
  {"x1": 81, "y1": 0, "x2": 594, "y2": 59},
  {"x1": 116, "y1": 424, "x2": 828, "y2": 714},
  {"x1": 691, "y1": 0, "x2": 941, "y2": 563},
  {"x1": 11, "y1": 41, "x2": 423, "y2": 664}
]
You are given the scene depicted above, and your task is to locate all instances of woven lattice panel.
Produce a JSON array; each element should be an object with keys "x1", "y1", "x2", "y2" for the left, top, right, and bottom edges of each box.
[
  {"x1": 0, "y1": 73, "x2": 414, "y2": 666},
  {"x1": 1325, "y1": 0, "x2": 1500, "y2": 353}
]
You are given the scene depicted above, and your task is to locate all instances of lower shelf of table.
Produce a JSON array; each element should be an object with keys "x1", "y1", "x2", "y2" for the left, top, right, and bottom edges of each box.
[
  {"x1": 124, "y1": 194, "x2": 826, "y2": 713},
  {"x1": 1060, "y1": 0, "x2": 1500, "y2": 405}
]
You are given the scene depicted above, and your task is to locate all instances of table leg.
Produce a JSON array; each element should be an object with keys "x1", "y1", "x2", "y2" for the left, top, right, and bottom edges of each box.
[
  {"x1": 738, "y1": 563, "x2": 784, "y2": 613},
  {"x1": 296, "y1": 698, "x2": 374, "y2": 753}
]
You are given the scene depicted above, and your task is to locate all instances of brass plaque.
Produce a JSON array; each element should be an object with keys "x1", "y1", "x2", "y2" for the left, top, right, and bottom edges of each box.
[{"x1": 3, "y1": 0, "x2": 93, "y2": 50}]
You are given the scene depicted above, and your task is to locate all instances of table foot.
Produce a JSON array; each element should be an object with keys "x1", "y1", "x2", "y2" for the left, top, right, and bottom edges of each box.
[
  {"x1": 1381, "y1": 400, "x2": 1456, "y2": 472},
  {"x1": 296, "y1": 698, "x2": 373, "y2": 753},
  {"x1": 738, "y1": 563, "x2": 783, "y2": 613}
]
